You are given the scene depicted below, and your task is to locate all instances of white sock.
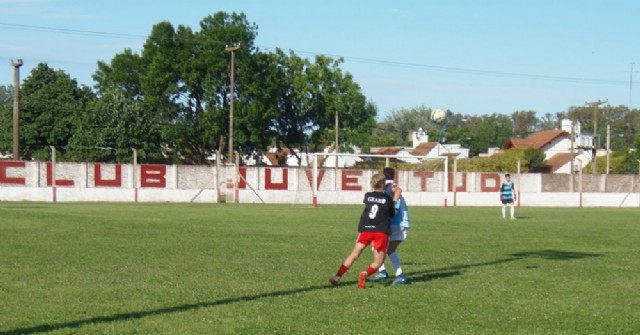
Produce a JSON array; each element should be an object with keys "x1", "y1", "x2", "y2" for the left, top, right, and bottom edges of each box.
[
  {"x1": 378, "y1": 264, "x2": 387, "y2": 273},
  {"x1": 502, "y1": 206, "x2": 506, "y2": 218},
  {"x1": 511, "y1": 206, "x2": 515, "y2": 218},
  {"x1": 389, "y1": 252, "x2": 403, "y2": 276}
]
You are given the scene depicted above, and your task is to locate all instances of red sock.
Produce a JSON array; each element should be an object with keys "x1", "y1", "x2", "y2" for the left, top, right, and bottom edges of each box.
[
  {"x1": 365, "y1": 266, "x2": 376, "y2": 276},
  {"x1": 336, "y1": 264, "x2": 349, "y2": 277}
]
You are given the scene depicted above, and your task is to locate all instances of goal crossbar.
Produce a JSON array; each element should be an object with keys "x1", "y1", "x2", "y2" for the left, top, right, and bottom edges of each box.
[{"x1": 311, "y1": 152, "x2": 449, "y2": 207}]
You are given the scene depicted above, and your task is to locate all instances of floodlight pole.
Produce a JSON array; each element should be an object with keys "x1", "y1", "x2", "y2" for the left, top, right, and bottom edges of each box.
[
  {"x1": 11, "y1": 59, "x2": 23, "y2": 160},
  {"x1": 225, "y1": 43, "x2": 241, "y2": 164}
]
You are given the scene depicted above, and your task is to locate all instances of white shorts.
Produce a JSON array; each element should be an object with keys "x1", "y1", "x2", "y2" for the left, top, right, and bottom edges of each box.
[{"x1": 389, "y1": 225, "x2": 409, "y2": 241}]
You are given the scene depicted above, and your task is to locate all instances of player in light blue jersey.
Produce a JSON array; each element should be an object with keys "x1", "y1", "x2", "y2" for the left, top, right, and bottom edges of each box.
[
  {"x1": 500, "y1": 173, "x2": 517, "y2": 220},
  {"x1": 369, "y1": 167, "x2": 411, "y2": 285}
]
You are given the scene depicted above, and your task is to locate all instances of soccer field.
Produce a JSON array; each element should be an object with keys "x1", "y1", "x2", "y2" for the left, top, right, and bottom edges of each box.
[{"x1": 1, "y1": 203, "x2": 638, "y2": 334}]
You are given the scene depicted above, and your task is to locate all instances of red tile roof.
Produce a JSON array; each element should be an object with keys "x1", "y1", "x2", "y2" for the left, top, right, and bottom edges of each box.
[
  {"x1": 544, "y1": 152, "x2": 577, "y2": 172},
  {"x1": 505, "y1": 130, "x2": 569, "y2": 150},
  {"x1": 409, "y1": 142, "x2": 438, "y2": 156},
  {"x1": 370, "y1": 147, "x2": 405, "y2": 155}
]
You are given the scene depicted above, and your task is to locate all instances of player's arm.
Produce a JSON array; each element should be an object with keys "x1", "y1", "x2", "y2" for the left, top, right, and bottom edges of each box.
[
  {"x1": 392, "y1": 186, "x2": 402, "y2": 203},
  {"x1": 388, "y1": 196, "x2": 397, "y2": 217}
]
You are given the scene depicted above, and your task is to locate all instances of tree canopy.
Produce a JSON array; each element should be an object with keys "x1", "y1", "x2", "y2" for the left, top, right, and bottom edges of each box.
[{"x1": 90, "y1": 11, "x2": 376, "y2": 164}]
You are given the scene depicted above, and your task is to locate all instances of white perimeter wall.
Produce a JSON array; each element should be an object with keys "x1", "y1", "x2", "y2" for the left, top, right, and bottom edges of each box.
[{"x1": 1, "y1": 161, "x2": 639, "y2": 207}]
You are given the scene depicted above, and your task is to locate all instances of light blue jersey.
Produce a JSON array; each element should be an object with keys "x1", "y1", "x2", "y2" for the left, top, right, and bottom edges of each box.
[
  {"x1": 500, "y1": 181, "x2": 515, "y2": 201},
  {"x1": 384, "y1": 181, "x2": 411, "y2": 229}
]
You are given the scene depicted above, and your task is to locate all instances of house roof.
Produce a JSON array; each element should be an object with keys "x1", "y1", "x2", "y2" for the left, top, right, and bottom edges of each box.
[
  {"x1": 544, "y1": 152, "x2": 577, "y2": 173},
  {"x1": 409, "y1": 142, "x2": 438, "y2": 156},
  {"x1": 505, "y1": 130, "x2": 569, "y2": 150},
  {"x1": 369, "y1": 147, "x2": 405, "y2": 155}
]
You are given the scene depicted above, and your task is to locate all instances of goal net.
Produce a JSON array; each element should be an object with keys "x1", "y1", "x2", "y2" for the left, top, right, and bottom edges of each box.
[{"x1": 292, "y1": 152, "x2": 449, "y2": 208}]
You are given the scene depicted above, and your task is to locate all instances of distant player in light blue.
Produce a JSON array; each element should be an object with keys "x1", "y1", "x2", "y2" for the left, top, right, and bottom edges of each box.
[
  {"x1": 369, "y1": 167, "x2": 410, "y2": 285},
  {"x1": 500, "y1": 173, "x2": 517, "y2": 220}
]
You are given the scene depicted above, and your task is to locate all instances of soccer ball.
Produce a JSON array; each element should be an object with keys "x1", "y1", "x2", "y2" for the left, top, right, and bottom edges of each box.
[{"x1": 430, "y1": 108, "x2": 446, "y2": 124}]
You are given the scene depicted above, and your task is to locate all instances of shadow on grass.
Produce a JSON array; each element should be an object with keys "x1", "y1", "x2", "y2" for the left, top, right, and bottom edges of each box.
[
  {"x1": 405, "y1": 249, "x2": 601, "y2": 284},
  {"x1": 0, "y1": 284, "x2": 332, "y2": 335},
  {"x1": 0, "y1": 249, "x2": 601, "y2": 335}
]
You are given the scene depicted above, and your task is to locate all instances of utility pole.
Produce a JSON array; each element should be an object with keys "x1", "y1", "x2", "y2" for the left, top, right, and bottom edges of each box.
[
  {"x1": 586, "y1": 99, "x2": 607, "y2": 175},
  {"x1": 334, "y1": 110, "x2": 339, "y2": 168},
  {"x1": 225, "y1": 43, "x2": 240, "y2": 163},
  {"x1": 606, "y1": 124, "x2": 611, "y2": 175},
  {"x1": 335, "y1": 110, "x2": 339, "y2": 152},
  {"x1": 11, "y1": 59, "x2": 23, "y2": 160},
  {"x1": 570, "y1": 120, "x2": 575, "y2": 192},
  {"x1": 631, "y1": 62, "x2": 635, "y2": 109}
]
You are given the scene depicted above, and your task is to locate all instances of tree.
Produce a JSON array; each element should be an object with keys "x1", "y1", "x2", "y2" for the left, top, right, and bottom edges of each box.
[
  {"x1": 0, "y1": 85, "x2": 13, "y2": 153},
  {"x1": 614, "y1": 135, "x2": 640, "y2": 174},
  {"x1": 467, "y1": 113, "x2": 513, "y2": 157},
  {"x1": 18, "y1": 63, "x2": 94, "y2": 160},
  {"x1": 92, "y1": 12, "x2": 376, "y2": 164},
  {"x1": 523, "y1": 148, "x2": 546, "y2": 172},
  {"x1": 539, "y1": 112, "x2": 560, "y2": 130},
  {"x1": 66, "y1": 88, "x2": 162, "y2": 163},
  {"x1": 377, "y1": 105, "x2": 433, "y2": 146},
  {"x1": 444, "y1": 112, "x2": 474, "y2": 149},
  {"x1": 511, "y1": 110, "x2": 539, "y2": 138},
  {"x1": 0, "y1": 85, "x2": 11, "y2": 107},
  {"x1": 303, "y1": 54, "x2": 376, "y2": 153},
  {"x1": 93, "y1": 12, "x2": 259, "y2": 164}
]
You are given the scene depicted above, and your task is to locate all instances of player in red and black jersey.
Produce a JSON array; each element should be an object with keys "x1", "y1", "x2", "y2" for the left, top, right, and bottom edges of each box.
[{"x1": 330, "y1": 173, "x2": 395, "y2": 288}]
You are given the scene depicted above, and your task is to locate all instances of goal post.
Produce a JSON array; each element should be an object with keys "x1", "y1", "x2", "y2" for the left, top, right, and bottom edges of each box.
[{"x1": 311, "y1": 152, "x2": 448, "y2": 208}]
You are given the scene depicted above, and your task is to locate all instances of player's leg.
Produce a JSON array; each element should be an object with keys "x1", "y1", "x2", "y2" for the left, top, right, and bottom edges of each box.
[
  {"x1": 343, "y1": 242, "x2": 367, "y2": 268},
  {"x1": 388, "y1": 238, "x2": 409, "y2": 285},
  {"x1": 501, "y1": 203, "x2": 506, "y2": 219},
  {"x1": 370, "y1": 225, "x2": 405, "y2": 281},
  {"x1": 510, "y1": 202, "x2": 516, "y2": 219},
  {"x1": 359, "y1": 233, "x2": 389, "y2": 288},
  {"x1": 360, "y1": 248, "x2": 386, "y2": 289},
  {"x1": 330, "y1": 241, "x2": 367, "y2": 286},
  {"x1": 371, "y1": 244, "x2": 388, "y2": 277},
  {"x1": 387, "y1": 240, "x2": 404, "y2": 276}
]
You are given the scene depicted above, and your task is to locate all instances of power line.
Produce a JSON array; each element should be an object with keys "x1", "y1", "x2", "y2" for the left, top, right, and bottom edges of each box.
[
  {"x1": 0, "y1": 22, "x2": 145, "y2": 40},
  {"x1": 0, "y1": 21, "x2": 633, "y2": 86},
  {"x1": 282, "y1": 47, "x2": 630, "y2": 86}
]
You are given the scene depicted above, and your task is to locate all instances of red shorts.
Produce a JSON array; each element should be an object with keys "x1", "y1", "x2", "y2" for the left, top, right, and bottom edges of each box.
[{"x1": 357, "y1": 231, "x2": 390, "y2": 253}]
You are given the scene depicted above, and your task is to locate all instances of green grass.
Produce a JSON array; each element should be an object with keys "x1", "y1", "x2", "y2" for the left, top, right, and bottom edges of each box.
[{"x1": 1, "y1": 203, "x2": 639, "y2": 335}]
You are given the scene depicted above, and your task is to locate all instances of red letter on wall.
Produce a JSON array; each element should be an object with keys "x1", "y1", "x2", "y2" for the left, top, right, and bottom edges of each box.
[
  {"x1": 413, "y1": 171, "x2": 435, "y2": 191},
  {"x1": 46, "y1": 163, "x2": 74, "y2": 186},
  {"x1": 140, "y1": 165, "x2": 166, "y2": 188},
  {"x1": 265, "y1": 168, "x2": 288, "y2": 190},
  {"x1": 481, "y1": 173, "x2": 501, "y2": 192},
  {"x1": 94, "y1": 164, "x2": 122, "y2": 187},
  {"x1": 448, "y1": 172, "x2": 467, "y2": 192},
  {"x1": 304, "y1": 169, "x2": 326, "y2": 189},
  {"x1": 237, "y1": 167, "x2": 247, "y2": 189},
  {"x1": 0, "y1": 161, "x2": 26, "y2": 185},
  {"x1": 341, "y1": 170, "x2": 362, "y2": 191}
]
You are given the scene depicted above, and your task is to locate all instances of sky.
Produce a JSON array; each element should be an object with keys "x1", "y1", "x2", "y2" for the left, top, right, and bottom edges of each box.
[{"x1": 1, "y1": 0, "x2": 639, "y2": 120}]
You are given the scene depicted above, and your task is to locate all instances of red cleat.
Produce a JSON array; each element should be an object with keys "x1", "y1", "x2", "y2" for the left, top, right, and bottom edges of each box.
[{"x1": 358, "y1": 272, "x2": 367, "y2": 289}]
